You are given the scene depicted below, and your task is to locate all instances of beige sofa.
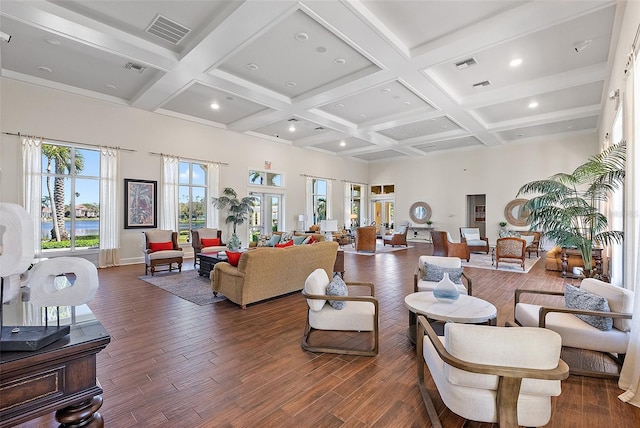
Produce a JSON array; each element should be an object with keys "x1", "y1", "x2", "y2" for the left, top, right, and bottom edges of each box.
[
  {"x1": 249, "y1": 231, "x2": 325, "y2": 247},
  {"x1": 212, "y1": 241, "x2": 339, "y2": 309}
]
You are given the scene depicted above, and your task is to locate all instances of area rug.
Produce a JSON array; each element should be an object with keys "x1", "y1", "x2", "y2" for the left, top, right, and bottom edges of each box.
[
  {"x1": 462, "y1": 253, "x2": 540, "y2": 273},
  {"x1": 341, "y1": 243, "x2": 414, "y2": 256},
  {"x1": 138, "y1": 270, "x2": 226, "y2": 305}
]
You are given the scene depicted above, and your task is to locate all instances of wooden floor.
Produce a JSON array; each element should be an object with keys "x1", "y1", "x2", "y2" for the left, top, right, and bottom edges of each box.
[{"x1": 16, "y1": 243, "x2": 640, "y2": 427}]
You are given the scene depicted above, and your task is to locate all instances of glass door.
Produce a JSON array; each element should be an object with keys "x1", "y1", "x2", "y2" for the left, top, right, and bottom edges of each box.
[
  {"x1": 371, "y1": 199, "x2": 394, "y2": 236},
  {"x1": 249, "y1": 192, "x2": 282, "y2": 243}
]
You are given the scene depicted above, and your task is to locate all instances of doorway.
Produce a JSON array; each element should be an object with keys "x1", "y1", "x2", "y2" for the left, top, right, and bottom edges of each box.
[
  {"x1": 466, "y1": 194, "x2": 486, "y2": 237},
  {"x1": 249, "y1": 192, "x2": 282, "y2": 243},
  {"x1": 371, "y1": 198, "x2": 394, "y2": 236}
]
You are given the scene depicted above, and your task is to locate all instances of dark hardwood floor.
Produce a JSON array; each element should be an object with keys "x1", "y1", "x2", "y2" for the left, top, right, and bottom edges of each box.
[{"x1": 14, "y1": 242, "x2": 640, "y2": 427}]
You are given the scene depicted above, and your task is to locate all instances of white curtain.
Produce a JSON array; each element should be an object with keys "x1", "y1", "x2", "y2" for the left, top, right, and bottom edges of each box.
[
  {"x1": 344, "y1": 182, "x2": 350, "y2": 229},
  {"x1": 98, "y1": 146, "x2": 119, "y2": 267},
  {"x1": 160, "y1": 155, "x2": 179, "y2": 231},
  {"x1": 305, "y1": 176, "x2": 313, "y2": 229},
  {"x1": 21, "y1": 136, "x2": 42, "y2": 255},
  {"x1": 326, "y1": 179, "x2": 333, "y2": 220},
  {"x1": 206, "y1": 162, "x2": 220, "y2": 228},
  {"x1": 618, "y1": 49, "x2": 640, "y2": 407}
]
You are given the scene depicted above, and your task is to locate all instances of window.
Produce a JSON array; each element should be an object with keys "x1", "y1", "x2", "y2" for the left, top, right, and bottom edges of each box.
[
  {"x1": 249, "y1": 169, "x2": 283, "y2": 187},
  {"x1": 349, "y1": 184, "x2": 362, "y2": 228},
  {"x1": 40, "y1": 142, "x2": 100, "y2": 251},
  {"x1": 178, "y1": 161, "x2": 207, "y2": 243},
  {"x1": 312, "y1": 179, "x2": 327, "y2": 224}
]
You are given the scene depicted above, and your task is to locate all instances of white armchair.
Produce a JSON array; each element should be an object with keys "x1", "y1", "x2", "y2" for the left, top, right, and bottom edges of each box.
[
  {"x1": 417, "y1": 316, "x2": 569, "y2": 427},
  {"x1": 301, "y1": 269, "x2": 379, "y2": 356},
  {"x1": 515, "y1": 278, "x2": 633, "y2": 378},
  {"x1": 414, "y1": 255, "x2": 472, "y2": 295}
]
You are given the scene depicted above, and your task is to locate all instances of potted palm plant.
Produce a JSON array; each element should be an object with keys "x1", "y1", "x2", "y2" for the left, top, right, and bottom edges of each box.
[
  {"x1": 211, "y1": 187, "x2": 257, "y2": 251},
  {"x1": 517, "y1": 141, "x2": 625, "y2": 277}
]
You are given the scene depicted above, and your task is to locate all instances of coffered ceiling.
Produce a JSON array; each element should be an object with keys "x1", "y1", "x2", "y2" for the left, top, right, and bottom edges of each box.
[{"x1": 0, "y1": 1, "x2": 626, "y2": 161}]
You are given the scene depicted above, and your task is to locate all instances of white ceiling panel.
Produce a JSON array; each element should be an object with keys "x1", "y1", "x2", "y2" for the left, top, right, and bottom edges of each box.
[{"x1": 0, "y1": 0, "x2": 624, "y2": 160}]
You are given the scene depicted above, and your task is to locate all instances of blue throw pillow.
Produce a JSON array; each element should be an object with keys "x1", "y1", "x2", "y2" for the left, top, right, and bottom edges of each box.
[
  {"x1": 565, "y1": 284, "x2": 613, "y2": 331},
  {"x1": 293, "y1": 235, "x2": 307, "y2": 245},
  {"x1": 268, "y1": 234, "x2": 281, "y2": 246},
  {"x1": 423, "y1": 262, "x2": 463, "y2": 284},
  {"x1": 327, "y1": 274, "x2": 348, "y2": 310}
]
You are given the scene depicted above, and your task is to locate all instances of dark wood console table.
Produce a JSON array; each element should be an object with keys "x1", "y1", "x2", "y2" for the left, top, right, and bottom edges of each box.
[
  {"x1": 1, "y1": 310, "x2": 110, "y2": 427},
  {"x1": 561, "y1": 247, "x2": 604, "y2": 279}
]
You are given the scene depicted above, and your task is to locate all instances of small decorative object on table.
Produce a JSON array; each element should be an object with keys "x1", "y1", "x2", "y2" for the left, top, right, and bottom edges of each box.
[{"x1": 433, "y1": 272, "x2": 460, "y2": 303}]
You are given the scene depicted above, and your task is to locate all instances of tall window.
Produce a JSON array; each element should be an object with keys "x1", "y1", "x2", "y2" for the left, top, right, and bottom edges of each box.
[
  {"x1": 40, "y1": 142, "x2": 100, "y2": 251},
  {"x1": 178, "y1": 161, "x2": 207, "y2": 243},
  {"x1": 312, "y1": 179, "x2": 327, "y2": 224}
]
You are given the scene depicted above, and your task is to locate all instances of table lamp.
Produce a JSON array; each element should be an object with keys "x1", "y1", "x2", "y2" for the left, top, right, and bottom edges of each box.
[{"x1": 320, "y1": 220, "x2": 338, "y2": 241}]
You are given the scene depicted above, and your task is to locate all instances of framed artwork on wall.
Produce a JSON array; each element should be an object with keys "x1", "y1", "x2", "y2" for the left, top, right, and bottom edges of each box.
[
  {"x1": 474, "y1": 205, "x2": 486, "y2": 222},
  {"x1": 124, "y1": 178, "x2": 157, "y2": 229}
]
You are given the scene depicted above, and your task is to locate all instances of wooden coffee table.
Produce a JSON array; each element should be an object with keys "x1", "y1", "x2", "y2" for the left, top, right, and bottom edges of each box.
[{"x1": 404, "y1": 291, "x2": 497, "y2": 344}]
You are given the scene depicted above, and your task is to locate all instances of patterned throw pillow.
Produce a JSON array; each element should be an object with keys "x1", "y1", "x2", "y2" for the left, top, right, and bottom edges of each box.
[
  {"x1": 422, "y1": 262, "x2": 463, "y2": 284},
  {"x1": 280, "y1": 231, "x2": 294, "y2": 243},
  {"x1": 564, "y1": 284, "x2": 613, "y2": 331},
  {"x1": 327, "y1": 274, "x2": 348, "y2": 310},
  {"x1": 257, "y1": 235, "x2": 270, "y2": 247}
]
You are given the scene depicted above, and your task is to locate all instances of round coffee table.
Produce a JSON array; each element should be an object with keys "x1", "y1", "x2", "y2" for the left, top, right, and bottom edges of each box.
[{"x1": 404, "y1": 291, "x2": 497, "y2": 344}]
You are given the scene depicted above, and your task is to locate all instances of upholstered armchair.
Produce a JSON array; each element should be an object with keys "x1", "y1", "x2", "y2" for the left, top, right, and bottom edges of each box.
[
  {"x1": 301, "y1": 268, "x2": 379, "y2": 356},
  {"x1": 514, "y1": 278, "x2": 633, "y2": 378},
  {"x1": 430, "y1": 230, "x2": 470, "y2": 262},
  {"x1": 417, "y1": 316, "x2": 568, "y2": 427},
  {"x1": 495, "y1": 237, "x2": 526, "y2": 270},
  {"x1": 191, "y1": 228, "x2": 226, "y2": 267},
  {"x1": 383, "y1": 223, "x2": 408, "y2": 247},
  {"x1": 142, "y1": 230, "x2": 183, "y2": 276},
  {"x1": 355, "y1": 225, "x2": 377, "y2": 253},
  {"x1": 459, "y1": 227, "x2": 489, "y2": 254},
  {"x1": 519, "y1": 231, "x2": 541, "y2": 257}
]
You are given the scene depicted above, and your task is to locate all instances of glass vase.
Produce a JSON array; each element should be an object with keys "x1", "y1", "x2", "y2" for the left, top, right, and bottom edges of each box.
[{"x1": 433, "y1": 272, "x2": 460, "y2": 303}]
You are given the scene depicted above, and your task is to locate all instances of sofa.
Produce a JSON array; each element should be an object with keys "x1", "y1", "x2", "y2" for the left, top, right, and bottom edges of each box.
[
  {"x1": 212, "y1": 241, "x2": 339, "y2": 309},
  {"x1": 249, "y1": 231, "x2": 325, "y2": 247},
  {"x1": 545, "y1": 246, "x2": 585, "y2": 272}
]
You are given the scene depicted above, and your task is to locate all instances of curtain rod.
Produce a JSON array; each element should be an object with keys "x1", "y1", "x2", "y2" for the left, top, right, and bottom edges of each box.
[
  {"x1": 2, "y1": 131, "x2": 136, "y2": 152},
  {"x1": 341, "y1": 179, "x2": 369, "y2": 185},
  {"x1": 148, "y1": 151, "x2": 229, "y2": 166},
  {"x1": 300, "y1": 173, "x2": 336, "y2": 181}
]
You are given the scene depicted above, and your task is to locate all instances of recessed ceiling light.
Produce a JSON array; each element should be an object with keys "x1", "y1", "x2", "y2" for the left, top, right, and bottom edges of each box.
[
  {"x1": 246, "y1": 63, "x2": 259, "y2": 71},
  {"x1": 528, "y1": 101, "x2": 539, "y2": 109},
  {"x1": 285, "y1": 81, "x2": 296, "y2": 87},
  {"x1": 43, "y1": 37, "x2": 60, "y2": 45},
  {"x1": 509, "y1": 58, "x2": 523, "y2": 67},
  {"x1": 289, "y1": 124, "x2": 296, "y2": 132},
  {"x1": 316, "y1": 46, "x2": 327, "y2": 53},
  {"x1": 104, "y1": 84, "x2": 117, "y2": 91},
  {"x1": 339, "y1": 140, "x2": 346, "y2": 147},
  {"x1": 210, "y1": 103, "x2": 220, "y2": 110},
  {"x1": 37, "y1": 66, "x2": 52, "y2": 73},
  {"x1": 334, "y1": 58, "x2": 346, "y2": 65},
  {"x1": 294, "y1": 32, "x2": 308, "y2": 41}
]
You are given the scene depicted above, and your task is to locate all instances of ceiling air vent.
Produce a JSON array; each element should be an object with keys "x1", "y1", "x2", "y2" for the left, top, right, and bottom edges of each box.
[
  {"x1": 146, "y1": 14, "x2": 191, "y2": 45},
  {"x1": 124, "y1": 62, "x2": 146, "y2": 73},
  {"x1": 472, "y1": 80, "x2": 491, "y2": 88},
  {"x1": 455, "y1": 58, "x2": 477, "y2": 69}
]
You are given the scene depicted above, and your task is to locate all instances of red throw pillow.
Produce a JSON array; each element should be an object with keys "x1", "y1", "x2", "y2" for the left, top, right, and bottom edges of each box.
[
  {"x1": 149, "y1": 241, "x2": 173, "y2": 251},
  {"x1": 201, "y1": 238, "x2": 221, "y2": 247},
  {"x1": 225, "y1": 251, "x2": 242, "y2": 267},
  {"x1": 307, "y1": 236, "x2": 315, "y2": 244},
  {"x1": 275, "y1": 240, "x2": 294, "y2": 248}
]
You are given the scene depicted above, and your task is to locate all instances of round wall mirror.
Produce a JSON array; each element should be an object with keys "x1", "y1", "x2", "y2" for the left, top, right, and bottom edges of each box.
[
  {"x1": 504, "y1": 198, "x2": 531, "y2": 226},
  {"x1": 409, "y1": 201, "x2": 432, "y2": 224}
]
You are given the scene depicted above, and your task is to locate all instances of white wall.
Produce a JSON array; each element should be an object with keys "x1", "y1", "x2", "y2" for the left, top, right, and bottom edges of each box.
[
  {"x1": 0, "y1": 79, "x2": 368, "y2": 263},
  {"x1": 368, "y1": 133, "x2": 599, "y2": 246}
]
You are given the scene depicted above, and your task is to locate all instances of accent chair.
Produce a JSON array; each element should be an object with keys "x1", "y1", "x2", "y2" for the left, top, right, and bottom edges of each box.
[
  {"x1": 430, "y1": 230, "x2": 470, "y2": 262},
  {"x1": 417, "y1": 316, "x2": 569, "y2": 427},
  {"x1": 301, "y1": 268, "x2": 379, "y2": 356},
  {"x1": 459, "y1": 227, "x2": 489, "y2": 254},
  {"x1": 414, "y1": 255, "x2": 472, "y2": 295},
  {"x1": 519, "y1": 231, "x2": 541, "y2": 258},
  {"x1": 494, "y1": 237, "x2": 526, "y2": 271},
  {"x1": 143, "y1": 230, "x2": 183, "y2": 276},
  {"x1": 355, "y1": 225, "x2": 377, "y2": 253},
  {"x1": 514, "y1": 278, "x2": 633, "y2": 378},
  {"x1": 383, "y1": 222, "x2": 409, "y2": 247},
  {"x1": 191, "y1": 228, "x2": 226, "y2": 268}
]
